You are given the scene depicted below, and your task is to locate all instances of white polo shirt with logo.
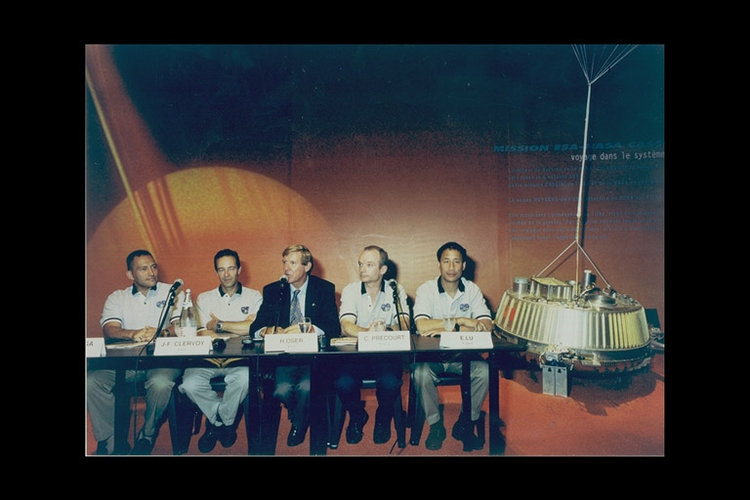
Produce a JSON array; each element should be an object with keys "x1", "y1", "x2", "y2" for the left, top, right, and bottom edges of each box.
[
  {"x1": 339, "y1": 279, "x2": 410, "y2": 329},
  {"x1": 413, "y1": 276, "x2": 491, "y2": 322},
  {"x1": 195, "y1": 282, "x2": 263, "y2": 328},
  {"x1": 100, "y1": 282, "x2": 181, "y2": 330}
]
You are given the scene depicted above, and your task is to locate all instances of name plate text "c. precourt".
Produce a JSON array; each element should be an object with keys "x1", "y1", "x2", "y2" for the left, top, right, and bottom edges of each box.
[
  {"x1": 358, "y1": 331, "x2": 411, "y2": 351},
  {"x1": 264, "y1": 333, "x2": 318, "y2": 353},
  {"x1": 154, "y1": 337, "x2": 212, "y2": 356}
]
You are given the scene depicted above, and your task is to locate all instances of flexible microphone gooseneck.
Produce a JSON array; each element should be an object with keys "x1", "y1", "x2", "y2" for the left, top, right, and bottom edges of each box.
[{"x1": 390, "y1": 280, "x2": 405, "y2": 331}]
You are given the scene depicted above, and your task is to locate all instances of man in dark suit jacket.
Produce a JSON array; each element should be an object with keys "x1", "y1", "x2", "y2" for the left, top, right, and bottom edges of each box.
[{"x1": 249, "y1": 244, "x2": 340, "y2": 447}]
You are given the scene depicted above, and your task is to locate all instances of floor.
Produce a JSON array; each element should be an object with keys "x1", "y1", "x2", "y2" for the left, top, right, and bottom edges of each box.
[{"x1": 85, "y1": 351, "x2": 664, "y2": 457}]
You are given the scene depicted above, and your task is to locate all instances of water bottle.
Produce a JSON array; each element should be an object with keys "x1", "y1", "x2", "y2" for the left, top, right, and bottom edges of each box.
[
  {"x1": 317, "y1": 330, "x2": 326, "y2": 350},
  {"x1": 179, "y1": 289, "x2": 198, "y2": 337}
]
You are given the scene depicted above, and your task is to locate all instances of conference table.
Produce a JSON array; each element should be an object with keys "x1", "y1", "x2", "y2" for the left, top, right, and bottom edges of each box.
[{"x1": 87, "y1": 332, "x2": 525, "y2": 456}]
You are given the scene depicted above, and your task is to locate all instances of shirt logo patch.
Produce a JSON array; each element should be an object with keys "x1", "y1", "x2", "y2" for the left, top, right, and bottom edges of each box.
[
  {"x1": 157, "y1": 300, "x2": 166, "y2": 309},
  {"x1": 381, "y1": 303, "x2": 392, "y2": 312},
  {"x1": 460, "y1": 303, "x2": 470, "y2": 313},
  {"x1": 241, "y1": 306, "x2": 250, "y2": 314}
]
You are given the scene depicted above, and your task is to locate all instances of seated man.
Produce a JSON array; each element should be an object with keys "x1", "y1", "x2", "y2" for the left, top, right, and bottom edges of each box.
[
  {"x1": 249, "y1": 244, "x2": 340, "y2": 447},
  {"x1": 179, "y1": 248, "x2": 262, "y2": 453},
  {"x1": 334, "y1": 245, "x2": 410, "y2": 446},
  {"x1": 412, "y1": 241, "x2": 493, "y2": 451},
  {"x1": 87, "y1": 249, "x2": 183, "y2": 455}
]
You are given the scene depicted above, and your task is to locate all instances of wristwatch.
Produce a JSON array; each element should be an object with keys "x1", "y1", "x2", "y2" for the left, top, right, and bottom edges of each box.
[{"x1": 216, "y1": 322, "x2": 223, "y2": 333}]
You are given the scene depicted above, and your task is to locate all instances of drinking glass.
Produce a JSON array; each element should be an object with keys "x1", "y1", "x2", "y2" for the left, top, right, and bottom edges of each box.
[
  {"x1": 370, "y1": 315, "x2": 387, "y2": 331},
  {"x1": 298, "y1": 317, "x2": 312, "y2": 333},
  {"x1": 442, "y1": 317, "x2": 456, "y2": 332}
]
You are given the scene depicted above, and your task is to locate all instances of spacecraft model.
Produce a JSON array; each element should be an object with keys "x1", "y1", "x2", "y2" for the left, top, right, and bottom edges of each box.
[{"x1": 494, "y1": 45, "x2": 654, "y2": 373}]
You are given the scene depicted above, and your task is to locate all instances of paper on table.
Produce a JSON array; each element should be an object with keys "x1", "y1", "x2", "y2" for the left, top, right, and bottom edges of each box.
[
  {"x1": 106, "y1": 341, "x2": 150, "y2": 349},
  {"x1": 330, "y1": 337, "x2": 358, "y2": 346}
]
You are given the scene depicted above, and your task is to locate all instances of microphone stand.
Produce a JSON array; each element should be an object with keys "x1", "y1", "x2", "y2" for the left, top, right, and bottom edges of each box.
[
  {"x1": 390, "y1": 281, "x2": 405, "y2": 331},
  {"x1": 273, "y1": 279, "x2": 287, "y2": 334},
  {"x1": 144, "y1": 288, "x2": 178, "y2": 355}
]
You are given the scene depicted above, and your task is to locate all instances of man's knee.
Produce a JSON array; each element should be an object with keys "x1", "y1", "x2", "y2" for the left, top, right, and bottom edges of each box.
[
  {"x1": 378, "y1": 375, "x2": 402, "y2": 392},
  {"x1": 333, "y1": 374, "x2": 356, "y2": 393},
  {"x1": 298, "y1": 379, "x2": 311, "y2": 392},
  {"x1": 413, "y1": 364, "x2": 433, "y2": 385},
  {"x1": 274, "y1": 384, "x2": 292, "y2": 401},
  {"x1": 146, "y1": 374, "x2": 176, "y2": 394},
  {"x1": 472, "y1": 361, "x2": 489, "y2": 380}
]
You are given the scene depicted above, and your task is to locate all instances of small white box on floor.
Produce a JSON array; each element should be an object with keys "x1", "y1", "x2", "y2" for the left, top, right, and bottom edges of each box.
[{"x1": 542, "y1": 363, "x2": 569, "y2": 397}]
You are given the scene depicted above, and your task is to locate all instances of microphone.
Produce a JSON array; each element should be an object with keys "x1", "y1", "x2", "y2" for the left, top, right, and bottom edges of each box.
[
  {"x1": 169, "y1": 278, "x2": 184, "y2": 293},
  {"x1": 274, "y1": 276, "x2": 288, "y2": 334}
]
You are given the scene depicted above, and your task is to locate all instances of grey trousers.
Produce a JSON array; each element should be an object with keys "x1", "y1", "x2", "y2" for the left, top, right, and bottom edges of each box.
[
  {"x1": 179, "y1": 366, "x2": 249, "y2": 427},
  {"x1": 87, "y1": 368, "x2": 181, "y2": 446},
  {"x1": 413, "y1": 360, "x2": 489, "y2": 424}
]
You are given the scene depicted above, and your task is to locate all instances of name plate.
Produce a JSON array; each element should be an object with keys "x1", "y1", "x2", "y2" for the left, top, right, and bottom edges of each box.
[
  {"x1": 153, "y1": 337, "x2": 212, "y2": 356},
  {"x1": 358, "y1": 331, "x2": 411, "y2": 352},
  {"x1": 86, "y1": 337, "x2": 106, "y2": 357},
  {"x1": 439, "y1": 331, "x2": 493, "y2": 350},
  {"x1": 264, "y1": 333, "x2": 318, "y2": 353}
]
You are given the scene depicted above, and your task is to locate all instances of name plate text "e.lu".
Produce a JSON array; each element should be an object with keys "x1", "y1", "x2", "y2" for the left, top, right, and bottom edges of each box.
[
  {"x1": 358, "y1": 331, "x2": 411, "y2": 352},
  {"x1": 264, "y1": 333, "x2": 318, "y2": 353},
  {"x1": 439, "y1": 331, "x2": 493, "y2": 350},
  {"x1": 154, "y1": 337, "x2": 212, "y2": 356},
  {"x1": 86, "y1": 337, "x2": 106, "y2": 357}
]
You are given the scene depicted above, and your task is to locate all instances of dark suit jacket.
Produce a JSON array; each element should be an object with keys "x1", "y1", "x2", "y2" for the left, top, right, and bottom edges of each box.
[{"x1": 249, "y1": 274, "x2": 341, "y2": 340}]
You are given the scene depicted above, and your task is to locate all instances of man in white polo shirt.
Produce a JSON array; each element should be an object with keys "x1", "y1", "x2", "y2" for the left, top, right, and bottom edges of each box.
[
  {"x1": 334, "y1": 245, "x2": 411, "y2": 446},
  {"x1": 87, "y1": 249, "x2": 183, "y2": 455},
  {"x1": 179, "y1": 248, "x2": 263, "y2": 453},
  {"x1": 413, "y1": 241, "x2": 493, "y2": 452}
]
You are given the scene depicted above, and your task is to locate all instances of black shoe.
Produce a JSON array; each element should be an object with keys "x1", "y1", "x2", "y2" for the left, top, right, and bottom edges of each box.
[
  {"x1": 451, "y1": 415, "x2": 467, "y2": 441},
  {"x1": 373, "y1": 415, "x2": 391, "y2": 444},
  {"x1": 425, "y1": 421, "x2": 446, "y2": 450},
  {"x1": 346, "y1": 409, "x2": 369, "y2": 445},
  {"x1": 131, "y1": 436, "x2": 154, "y2": 455},
  {"x1": 474, "y1": 412, "x2": 486, "y2": 450},
  {"x1": 287, "y1": 425, "x2": 307, "y2": 447},
  {"x1": 219, "y1": 424, "x2": 237, "y2": 448},
  {"x1": 95, "y1": 440, "x2": 109, "y2": 455},
  {"x1": 198, "y1": 422, "x2": 219, "y2": 453},
  {"x1": 452, "y1": 415, "x2": 482, "y2": 451},
  {"x1": 113, "y1": 441, "x2": 131, "y2": 455},
  {"x1": 461, "y1": 430, "x2": 482, "y2": 451}
]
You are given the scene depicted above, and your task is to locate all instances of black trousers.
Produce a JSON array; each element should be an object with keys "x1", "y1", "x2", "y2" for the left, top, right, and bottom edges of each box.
[{"x1": 332, "y1": 355, "x2": 403, "y2": 418}]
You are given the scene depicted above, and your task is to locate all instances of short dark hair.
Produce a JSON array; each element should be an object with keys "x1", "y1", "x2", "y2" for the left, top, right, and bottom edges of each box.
[
  {"x1": 436, "y1": 241, "x2": 466, "y2": 262},
  {"x1": 126, "y1": 249, "x2": 153, "y2": 271},
  {"x1": 214, "y1": 248, "x2": 240, "y2": 270}
]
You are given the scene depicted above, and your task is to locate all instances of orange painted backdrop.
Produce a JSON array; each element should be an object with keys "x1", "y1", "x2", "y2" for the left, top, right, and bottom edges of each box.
[{"x1": 85, "y1": 45, "x2": 664, "y2": 337}]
